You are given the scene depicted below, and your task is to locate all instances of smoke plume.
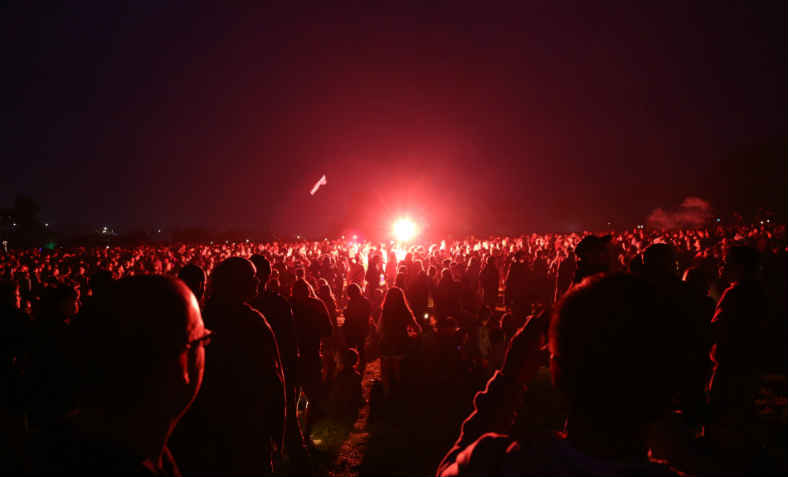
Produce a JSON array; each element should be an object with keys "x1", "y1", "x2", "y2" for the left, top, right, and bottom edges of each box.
[{"x1": 647, "y1": 197, "x2": 713, "y2": 230}]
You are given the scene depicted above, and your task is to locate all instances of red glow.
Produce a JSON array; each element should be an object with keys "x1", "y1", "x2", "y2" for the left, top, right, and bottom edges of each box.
[{"x1": 392, "y1": 217, "x2": 419, "y2": 242}]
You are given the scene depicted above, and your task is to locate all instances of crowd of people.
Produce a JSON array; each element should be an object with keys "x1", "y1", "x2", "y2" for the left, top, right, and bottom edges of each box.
[{"x1": 0, "y1": 221, "x2": 785, "y2": 475}]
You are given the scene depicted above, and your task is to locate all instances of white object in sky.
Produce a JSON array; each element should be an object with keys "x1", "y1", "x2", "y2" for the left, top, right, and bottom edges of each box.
[{"x1": 310, "y1": 174, "x2": 327, "y2": 196}]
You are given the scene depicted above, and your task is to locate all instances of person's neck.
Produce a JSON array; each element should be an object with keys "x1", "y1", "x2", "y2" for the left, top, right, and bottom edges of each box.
[
  {"x1": 71, "y1": 407, "x2": 174, "y2": 471},
  {"x1": 563, "y1": 411, "x2": 648, "y2": 461}
]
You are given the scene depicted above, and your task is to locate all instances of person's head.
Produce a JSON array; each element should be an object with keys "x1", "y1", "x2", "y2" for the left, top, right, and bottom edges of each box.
[
  {"x1": 317, "y1": 279, "x2": 333, "y2": 300},
  {"x1": 40, "y1": 283, "x2": 80, "y2": 322},
  {"x1": 628, "y1": 254, "x2": 643, "y2": 276},
  {"x1": 206, "y1": 257, "x2": 258, "y2": 305},
  {"x1": 721, "y1": 245, "x2": 760, "y2": 283},
  {"x1": 382, "y1": 287, "x2": 412, "y2": 315},
  {"x1": 427, "y1": 265, "x2": 438, "y2": 278},
  {"x1": 574, "y1": 235, "x2": 615, "y2": 274},
  {"x1": 0, "y1": 279, "x2": 21, "y2": 309},
  {"x1": 346, "y1": 283, "x2": 362, "y2": 300},
  {"x1": 74, "y1": 276, "x2": 208, "y2": 425},
  {"x1": 394, "y1": 272, "x2": 407, "y2": 289},
  {"x1": 682, "y1": 266, "x2": 710, "y2": 295},
  {"x1": 89, "y1": 269, "x2": 114, "y2": 297},
  {"x1": 250, "y1": 254, "x2": 272, "y2": 284},
  {"x1": 340, "y1": 347, "x2": 359, "y2": 372},
  {"x1": 266, "y1": 277, "x2": 281, "y2": 295},
  {"x1": 178, "y1": 264, "x2": 206, "y2": 302},
  {"x1": 291, "y1": 278, "x2": 314, "y2": 301},
  {"x1": 441, "y1": 268, "x2": 452, "y2": 282},
  {"x1": 549, "y1": 274, "x2": 682, "y2": 427},
  {"x1": 642, "y1": 243, "x2": 677, "y2": 278}
]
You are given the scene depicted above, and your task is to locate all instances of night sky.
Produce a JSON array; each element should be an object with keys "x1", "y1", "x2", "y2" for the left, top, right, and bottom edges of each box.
[{"x1": 3, "y1": 2, "x2": 786, "y2": 238}]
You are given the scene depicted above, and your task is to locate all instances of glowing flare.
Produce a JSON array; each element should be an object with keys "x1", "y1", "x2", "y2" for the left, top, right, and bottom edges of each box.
[{"x1": 392, "y1": 217, "x2": 419, "y2": 242}]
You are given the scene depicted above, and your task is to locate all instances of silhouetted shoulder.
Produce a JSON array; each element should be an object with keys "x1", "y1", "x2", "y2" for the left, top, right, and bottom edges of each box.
[{"x1": 441, "y1": 432, "x2": 681, "y2": 477}]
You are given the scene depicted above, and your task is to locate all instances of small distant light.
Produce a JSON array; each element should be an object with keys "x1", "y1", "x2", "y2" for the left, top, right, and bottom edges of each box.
[
  {"x1": 245, "y1": 239, "x2": 250, "y2": 243},
  {"x1": 716, "y1": 218, "x2": 720, "y2": 222},
  {"x1": 760, "y1": 221, "x2": 764, "y2": 225},
  {"x1": 157, "y1": 229, "x2": 162, "y2": 233},
  {"x1": 766, "y1": 219, "x2": 770, "y2": 223},
  {"x1": 352, "y1": 235, "x2": 357, "y2": 240},
  {"x1": 424, "y1": 313, "x2": 429, "y2": 320},
  {"x1": 44, "y1": 223, "x2": 49, "y2": 227}
]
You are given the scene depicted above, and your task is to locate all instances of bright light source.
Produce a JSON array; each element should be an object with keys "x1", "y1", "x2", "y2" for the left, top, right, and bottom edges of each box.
[{"x1": 392, "y1": 217, "x2": 419, "y2": 242}]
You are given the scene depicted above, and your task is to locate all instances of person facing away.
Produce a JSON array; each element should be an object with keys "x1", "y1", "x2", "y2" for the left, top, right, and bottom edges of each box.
[
  {"x1": 249, "y1": 255, "x2": 300, "y2": 401},
  {"x1": 438, "y1": 273, "x2": 690, "y2": 476},
  {"x1": 378, "y1": 287, "x2": 422, "y2": 398},
  {"x1": 435, "y1": 268, "x2": 462, "y2": 323},
  {"x1": 640, "y1": 243, "x2": 709, "y2": 431},
  {"x1": 291, "y1": 278, "x2": 333, "y2": 436},
  {"x1": 505, "y1": 251, "x2": 530, "y2": 318},
  {"x1": 27, "y1": 275, "x2": 209, "y2": 475},
  {"x1": 171, "y1": 257, "x2": 285, "y2": 475},
  {"x1": 248, "y1": 254, "x2": 311, "y2": 473},
  {"x1": 571, "y1": 234, "x2": 616, "y2": 285},
  {"x1": 177, "y1": 264, "x2": 206, "y2": 304},
  {"x1": 480, "y1": 256, "x2": 500, "y2": 308},
  {"x1": 327, "y1": 347, "x2": 363, "y2": 420},
  {"x1": 25, "y1": 283, "x2": 81, "y2": 430},
  {"x1": 0, "y1": 279, "x2": 30, "y2": 472},
  {"x1": 707, "y1": 245, "x2": 768, "y2": 448},
  {"x1": 343, "y1": 283, "x2": 371, "y2": 371}
]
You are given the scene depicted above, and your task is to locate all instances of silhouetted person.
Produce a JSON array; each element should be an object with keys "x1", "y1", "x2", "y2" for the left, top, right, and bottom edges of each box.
[
  {"x1": 480, "y1": 256, "x2": 500, "y2": 308},
  {"x1": 27, "y1": 275, "x2": 208, "y2": 475},
  {"x1": 407, "y1": 260, "x2": 430, "y2": 322},
  {"x1": 178, "y1": 264, "x2": 206, "y2": 304},
  {"x1": 173, "y1": 257, "x2": 285, "y2": 475},
  {"x1": 436, "y1": 268, "x2": 462, "y2": 323},
  {"x1": 0, "y1": 279, "x2": 29, "y2": 472},
  {"x1": 291, "y1": 278, "x2": 333, "y2": 439},
  {"x1": 438, "y1": 274, "x2": 690, "y2": 476},
  {"x1": 505, "y1": 251, "x2": 529, "y2": 318},
  {"x1": 572, "y1": 234, "x2": 615, "y2": 284},
  {"x1": 642, "y1": 243, "x2": 708, "y2": 430},
  {"x1": 327, "y1": 347, "x2": 363, "y2": 421},
  {"x1": 344, "y1": 283, "x2": 371, "y2": 372},
  {"x1": 555, "y1": 251, "x2": 576, "y2": 301},
  {"x1": 248, "y1": 254, "x2": 310, "y2": 472},
  {"x1": 79, "y1": 269, "x2": 114, "y2": 318},
  {"x1": 708, "y1": 245, "x2": 768, "y2": 451},
  {"x1": 378, "y1": 287, "x2": 422, "y2": 398},
  {"x1": 366, "y1": 254, "x2": 383, "y2": 298},
  {"x1": 26, "y1": 283, "x2": 80, "y2": 430}
]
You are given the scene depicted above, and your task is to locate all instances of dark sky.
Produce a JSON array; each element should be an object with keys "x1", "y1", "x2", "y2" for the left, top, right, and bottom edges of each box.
[{"x1": 3, "y1": 2, "x2": 786, "y2": 238}]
